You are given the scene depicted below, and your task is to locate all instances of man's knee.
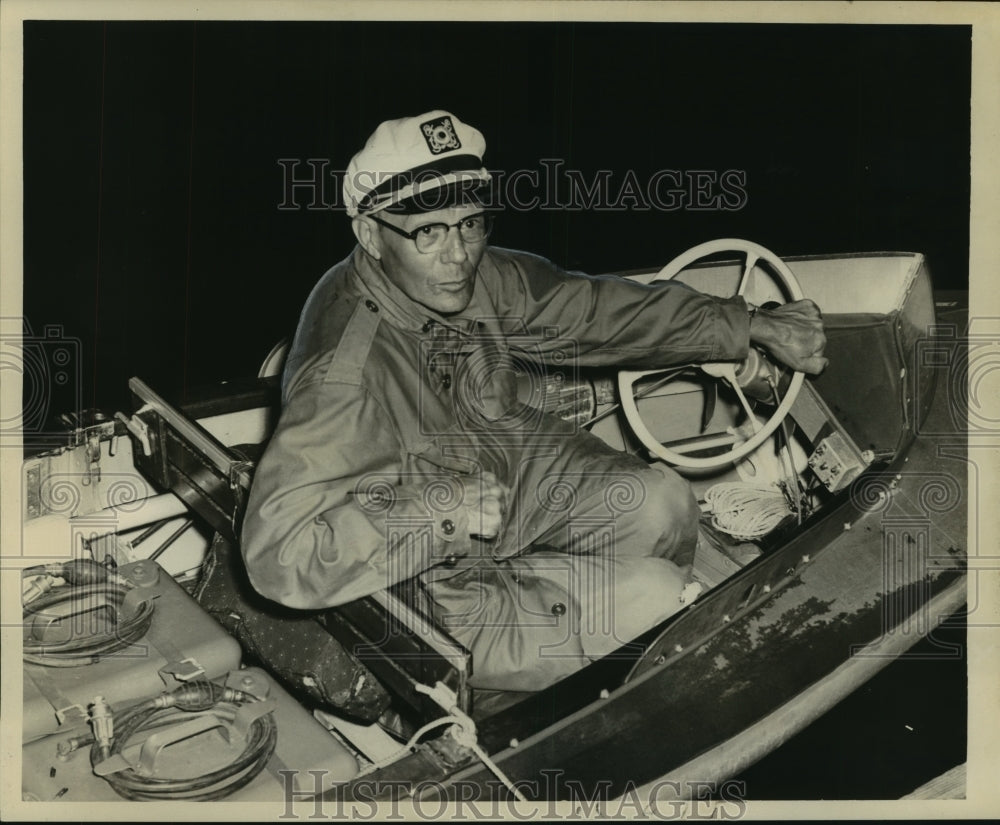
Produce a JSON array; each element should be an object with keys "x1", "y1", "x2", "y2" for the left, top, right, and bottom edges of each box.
[
  {"x1": 578, "y1": 555, "x2": 688, "y2": 659},
  {"x1": 617, "y1": 463, "x2": 699, "y2": 563},
  {"x1": 647, "y1": 463, "x2": 699, "y2": 524}
]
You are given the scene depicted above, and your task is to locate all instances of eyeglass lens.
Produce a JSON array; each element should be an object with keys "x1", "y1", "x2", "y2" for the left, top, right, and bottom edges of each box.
[{"x1": 415, "y1": 214, "x2": 493, "y2": 252}]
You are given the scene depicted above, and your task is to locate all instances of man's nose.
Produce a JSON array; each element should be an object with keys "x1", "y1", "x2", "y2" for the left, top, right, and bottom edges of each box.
[{"x1": 440, "y1": 225, "x2": 469, "y2": 263}]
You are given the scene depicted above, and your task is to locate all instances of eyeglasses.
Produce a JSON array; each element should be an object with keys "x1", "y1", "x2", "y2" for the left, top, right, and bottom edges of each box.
[{"x1": 369, "y1": 212, "x2": 494, "y2": 254}]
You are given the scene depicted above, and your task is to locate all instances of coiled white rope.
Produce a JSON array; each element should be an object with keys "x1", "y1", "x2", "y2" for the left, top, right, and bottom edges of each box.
[{"x1": 704, "y1": 482, "x2": 792, "y2": 541}]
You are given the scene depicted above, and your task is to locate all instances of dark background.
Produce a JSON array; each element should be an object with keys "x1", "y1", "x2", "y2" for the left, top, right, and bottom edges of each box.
[
  {"x1": 21, "y1": 21, "x2": 970, "y2": 799},
  {"x1": 23, "y1": 21, "x2": 970, "y2": 414}
]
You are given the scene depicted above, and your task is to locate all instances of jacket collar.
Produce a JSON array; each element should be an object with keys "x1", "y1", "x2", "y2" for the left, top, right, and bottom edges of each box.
[{"x1": 350, "y1": 246, "x2": 490, "y2": 337}]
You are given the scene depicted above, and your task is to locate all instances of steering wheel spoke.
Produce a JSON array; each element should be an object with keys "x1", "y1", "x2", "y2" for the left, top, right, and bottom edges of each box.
[
  {"x1": 736, "y1": 250, "x2": 758, "y2": 296},
  {"x1": 620, "y1": 365, "x2": 691, "y2": 400},
  {"x1": 724, "y1": 366, "x2": 762, "y2": 435},
  {"x1": 617, "y1": 239, "x2": 805, "y2": 469},
  {"x1": 662, "y1": 430, "x2": 740, "y2": 456}
]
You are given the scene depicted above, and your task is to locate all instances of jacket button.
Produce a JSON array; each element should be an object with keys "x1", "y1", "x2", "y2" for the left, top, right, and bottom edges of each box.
[
  {"x1": 444, "y1": 554, "x2": 459, "y2": 567},
  {"x1": 365, "y1": 300, "x2": 378, "y2": 313},
  {"x1": 441, "y1": 519, "x2": 455, "y2": 536},
  {"x1": 441, "y1": 374, "x2": 452, "y2": 389},
  {"x1": 551, "y1": 602, "x2": 567, "y2": 617}
]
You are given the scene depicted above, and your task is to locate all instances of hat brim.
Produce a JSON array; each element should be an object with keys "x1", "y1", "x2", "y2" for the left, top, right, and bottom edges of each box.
[{"x1": 365, "y1": 171, "x2": 491, "y2": 216}]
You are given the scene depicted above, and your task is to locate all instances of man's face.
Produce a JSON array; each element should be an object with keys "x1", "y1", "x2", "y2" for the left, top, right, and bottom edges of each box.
[{"x1": 371, "y1": 203, "x2": 487, "y2": 315}]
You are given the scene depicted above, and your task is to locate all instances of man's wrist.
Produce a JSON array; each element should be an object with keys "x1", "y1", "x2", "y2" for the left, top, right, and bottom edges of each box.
[
  {"x1": 747, "y1": 302, "x2": 761, "y2": 343},
  {"x1": 747, "y1": 303, "x2": 775, "y2": 349}
]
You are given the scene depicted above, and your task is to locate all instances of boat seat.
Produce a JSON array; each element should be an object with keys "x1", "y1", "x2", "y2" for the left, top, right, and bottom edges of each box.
[{"x1": 123, "y1": 376, "x2": 474, "y2": 725}]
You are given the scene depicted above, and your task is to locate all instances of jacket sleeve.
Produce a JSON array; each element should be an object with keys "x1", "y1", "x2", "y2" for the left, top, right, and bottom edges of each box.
[
  {"x1": 241, "y1": 376, "x2": 470, "y2": 609},
  {"x1": 481, "y1": 248, "x2": 752, "y2": 369}
]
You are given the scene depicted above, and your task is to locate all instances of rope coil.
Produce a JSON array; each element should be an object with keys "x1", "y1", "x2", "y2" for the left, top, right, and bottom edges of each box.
[{"x1": 704, "y1": 482, "x2": 792, "y2": 541}]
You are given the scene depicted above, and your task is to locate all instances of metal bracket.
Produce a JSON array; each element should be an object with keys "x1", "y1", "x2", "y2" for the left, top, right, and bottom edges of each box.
[
  {"x1": 95, "y1": 714, "x2": 224, "y2": 777},
  {"x1": 93, "y1": 698, "x2": 277, "y2": 778},
  {"x1": 229, "y1": 697, "x2": 278, "y2": 742},
  {"x1": 115, "y1": 410, "x2": 152, "y2": 457},
  {"x1": 159, "y1": 657, "x2": 206, "y2": 683},
  {"x1": 55, "y1": 703, "x2": 87, "y2": 726},
  {"x1": 120, "y1": 588, "x2": 157, "y2": 620},
  {"x1": 84, "y1": 432, "x2": 102, "y2": 486},
  {"x1": 66, "y1": 417, "x2": 118, "y2": 449},
  {"x1": 228, "y1": 460, "x2": 254, "y2": 493}
]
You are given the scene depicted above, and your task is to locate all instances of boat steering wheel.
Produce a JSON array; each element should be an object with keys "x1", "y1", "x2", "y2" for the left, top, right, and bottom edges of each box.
[{"x1": 617, "y1": 239, "x2": 806, "y2": 469}]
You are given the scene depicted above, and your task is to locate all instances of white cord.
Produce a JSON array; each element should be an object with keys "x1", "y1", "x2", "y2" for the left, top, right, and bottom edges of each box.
[
  {"x1": 465, "y1": 740, "x2": 528, "y2": 802},
  {"x1": 355, "y1": 682, "x2": 529, "y2": 803},
  {"x1": 413, "y1": 682, "x2": 529, "y2": 803},
  {"x1": 355, "y1": 716, "x2": 460, "y2": 776},
  {"x1": 704, "y1": 482, "x2": 792, "y2": 540}
]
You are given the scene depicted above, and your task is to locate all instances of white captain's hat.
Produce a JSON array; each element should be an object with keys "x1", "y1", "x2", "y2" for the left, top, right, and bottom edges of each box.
[{"x1": 343, "y1": 110, "x2": 491, "y2": 217}]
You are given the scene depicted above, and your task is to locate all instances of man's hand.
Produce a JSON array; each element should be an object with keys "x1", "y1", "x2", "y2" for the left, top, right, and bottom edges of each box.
[
  {"x1": 749, "y1": 299, "x2": 829, "y2": 375},
  {"x1": 459, "y1": 470, "x2": 510, "y2": 539}
]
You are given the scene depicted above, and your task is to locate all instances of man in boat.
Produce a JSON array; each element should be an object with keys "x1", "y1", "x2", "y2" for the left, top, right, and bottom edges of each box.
[{"x1": 241, "y1": 111, "x2": 827, "y2": 692}]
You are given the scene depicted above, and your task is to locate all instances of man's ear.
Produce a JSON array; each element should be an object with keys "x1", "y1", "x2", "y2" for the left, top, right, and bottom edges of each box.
[{"x1": 352, "y1": 216, "x2": 381, "y2": 261}]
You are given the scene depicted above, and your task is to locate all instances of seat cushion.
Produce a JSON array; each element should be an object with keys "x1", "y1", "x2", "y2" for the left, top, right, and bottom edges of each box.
[{"x1": 194, "y1": 532, "x2": 392, "y2": 723}]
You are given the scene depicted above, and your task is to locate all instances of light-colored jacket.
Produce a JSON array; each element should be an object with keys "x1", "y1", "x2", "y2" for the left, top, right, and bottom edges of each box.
[{"x1": 242, "y1": 246, "x2": 750, "y2": 609}]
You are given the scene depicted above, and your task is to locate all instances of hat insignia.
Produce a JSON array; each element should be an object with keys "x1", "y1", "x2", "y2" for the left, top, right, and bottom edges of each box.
[{"x1": 421, "y1": 115, "x2": 462, "y2": 155}]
